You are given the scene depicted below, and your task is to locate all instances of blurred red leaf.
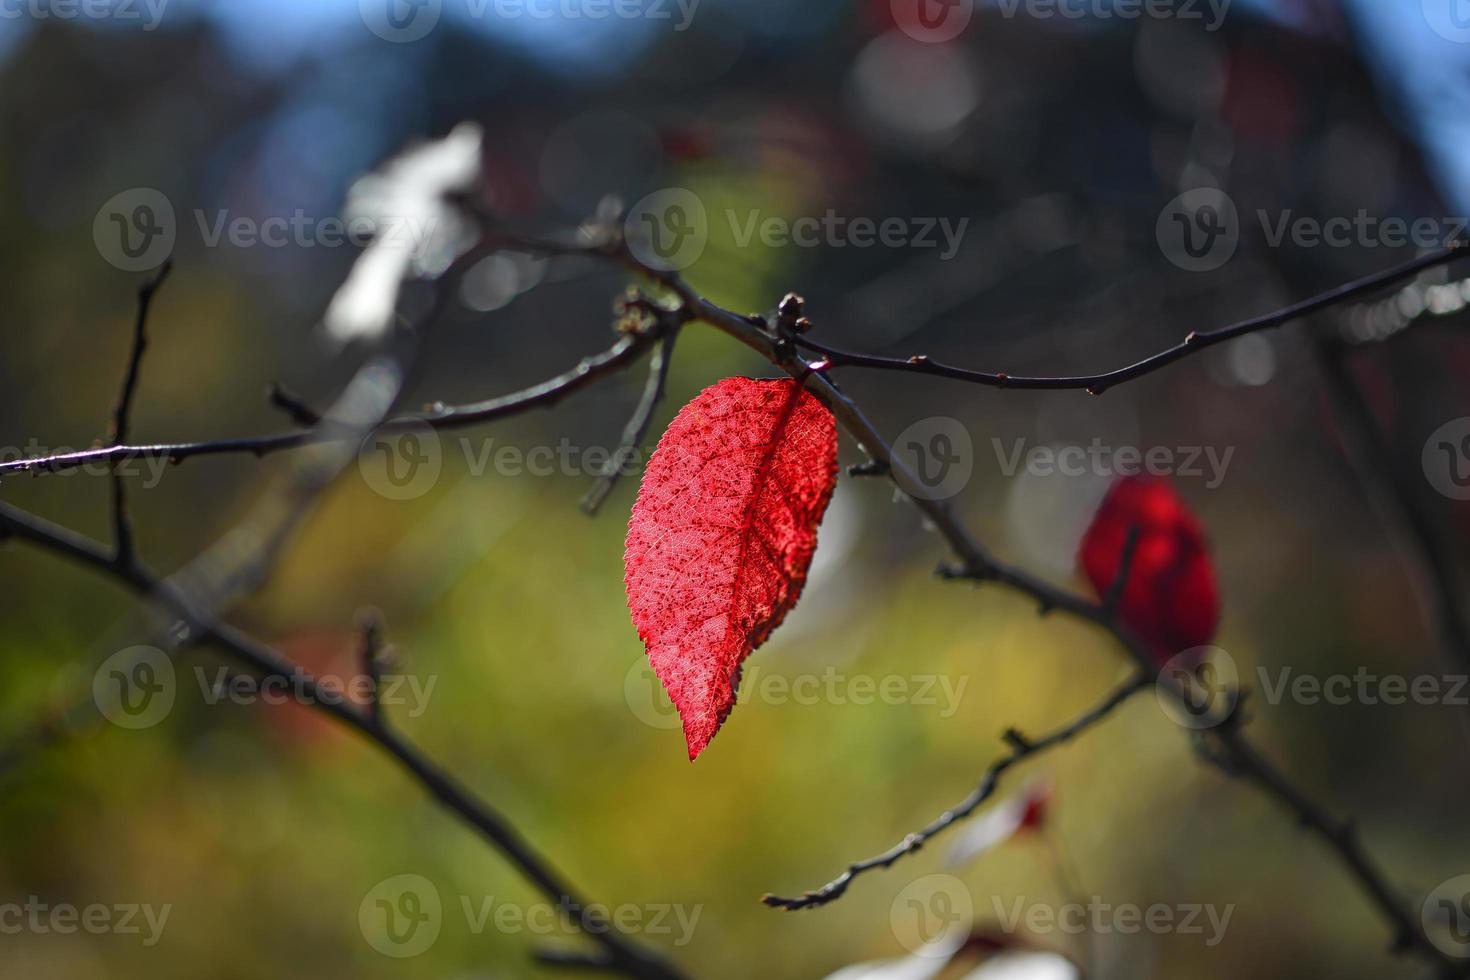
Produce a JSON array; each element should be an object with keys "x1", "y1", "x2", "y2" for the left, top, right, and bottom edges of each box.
[
  {"x1": 946, "y1": 779, "x2": 1052, "y2": 870},
  {"x1": 1079, "y1": 475, "x2": 1220, "y2": 664},
  {"x1": 266, "y1": 629, "x2": 371, "y2": 750},
  {"x1": 624, "y1": 377, "x2": 838, "y2": 759},
  {"x1": 1017, "y1": 780, "x2": 1050, "y2": 832}
]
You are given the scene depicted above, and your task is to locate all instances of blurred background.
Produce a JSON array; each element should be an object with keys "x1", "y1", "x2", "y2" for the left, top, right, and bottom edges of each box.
[{"x1": 2, "y1": 0, "x2": 1470, "y2": 976}]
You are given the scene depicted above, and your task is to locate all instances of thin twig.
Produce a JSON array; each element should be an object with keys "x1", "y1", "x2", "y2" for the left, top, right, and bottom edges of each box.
[
  {"x1": 1102, "y1": 525, "x2": 1142, "y2": 616},
  {"x1": 761, "y1": 672, "x2": 1151, "y2": 910},
  {"x1": 792, "y1": 242, "x2": 1467, "y2": 393},
  {"x1": 1312, "y1": 333, "x2": 1470, "y2": 672},
  {"x1": 581, "y1": 327, "x2": 679, "y2": 515},
  {"x1": 108, "y1": 259, "x2": 172, "y2": 567},
  {"x1": 358, "y1": 608, "x2": 385, "y2": 724},
  {"x1": 24, "y1": 239, "x2": 1454, "y2": 486},
  {"x1": 0, "y1": 332, "x2": 659, "y2": 478},
  {"x1": 267, "y1": 382, "x2": 323, "y2": 427}
]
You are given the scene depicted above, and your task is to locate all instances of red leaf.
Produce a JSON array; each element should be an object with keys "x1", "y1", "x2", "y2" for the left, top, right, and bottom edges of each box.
[
  {"x1": 1078, "y1": 475, "x2": 1220, "y2": 664},
  {"x1": 624, "y1": 377, "x2": 838, "y2": 759}
]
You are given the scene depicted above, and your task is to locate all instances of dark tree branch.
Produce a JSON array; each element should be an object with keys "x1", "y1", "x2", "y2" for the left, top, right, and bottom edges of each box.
[
  {"x1": 108, "y1": 259, "x2": 172, "y2": 567},
  {"x1": 0, "y1": 238, "x2": 685, "y2": 977},
  {"x1": 761, "y1": 671, "x2": 1151, "y2": 911},
  {"x1": 792, "y1": 242, "x2": 1467, "y2": 393},
  {"x1": 1201, "y1": 718, "x2": 1444, "y2": 966},
  {"x1": 0, "y1": 500, "x2": 685, "y2": 980},
  {"x1": 0, "y1": 331, "x2": 660, "y2": 478},
  {"x1": 845, "y1": 459, "x2": 890, "y2": 478},
  {"x1": 502, "y1": 228, "x2": 1458, "y2": 971}
]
